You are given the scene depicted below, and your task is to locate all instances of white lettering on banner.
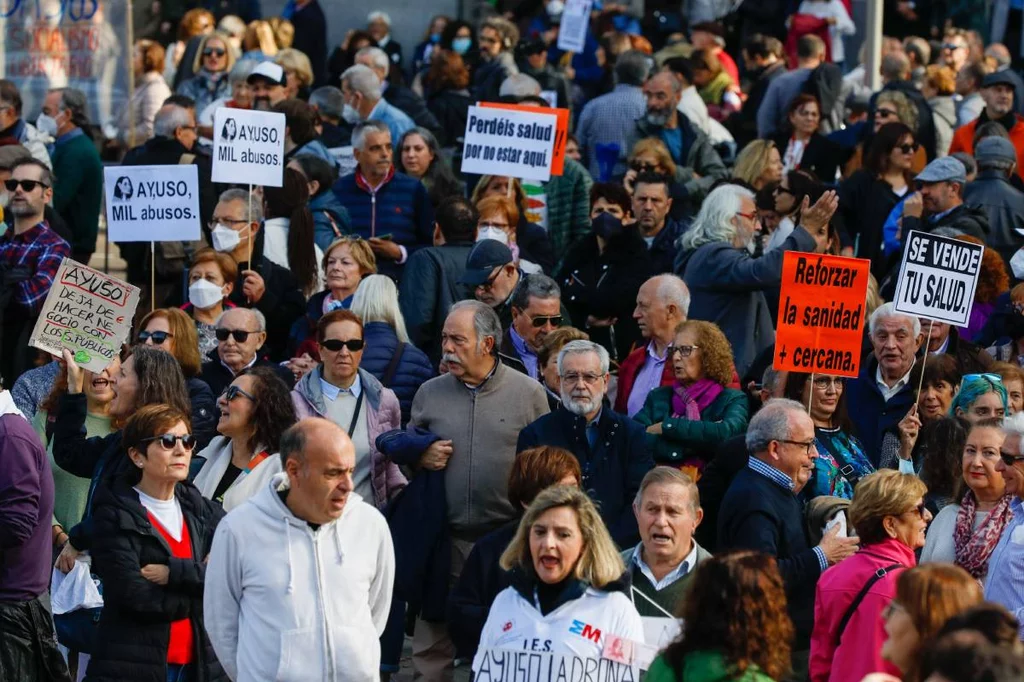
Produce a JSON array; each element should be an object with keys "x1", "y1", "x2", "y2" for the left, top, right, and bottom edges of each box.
[
  {"x1": 103, "y1": 165, "x2": 201, "y2": 243},
  {"x1": 893, "y1": 230, "x2": 984, "y2": 326},
  {"x1": 212, "y1": 108, "x2": 286, "y2": 187},
  {"x1": 474, "y1": 649, "x2": 640, "y2": 682},
  {"x1": 29, "y1": 259, "x2": 140, "y2": 373},
  {"x1": 557, "y1": 0, "x2": 594, "y2": 53},
  {"x1": 462, "y1": 106, "x2": 559, "y2": 182}
]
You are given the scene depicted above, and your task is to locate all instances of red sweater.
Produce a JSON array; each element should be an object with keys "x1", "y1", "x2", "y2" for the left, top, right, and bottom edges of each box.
[{"x1": 147, "y1": 512, "x2": 195, "y2": 665}]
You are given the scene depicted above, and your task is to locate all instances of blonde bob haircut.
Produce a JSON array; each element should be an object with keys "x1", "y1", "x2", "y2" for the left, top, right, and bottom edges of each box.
[
  {"x1": 628, "y1": 137, "x2": 678, "y2": 177},
  {"x1": 322, "y1": 236, "x2": 377, "y2": 277},
  {"x1": 275, "y1": 48, "x2": 314, "y2": 88},
  {"x1": 193, "y1": 32, "x2": 237, "y2": 74},
  {"x1": 848, "y1": 470, "x2": 928, "y2": 544},
  {"x1": 500, "y1": 486, "x2": 625, "y2": 588},
  {"x1": 733, "y1": 139, "x2": 778, "y2": 187}
]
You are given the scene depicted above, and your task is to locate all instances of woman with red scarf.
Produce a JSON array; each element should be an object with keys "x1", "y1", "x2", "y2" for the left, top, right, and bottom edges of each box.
[{"x1": 634, "y1": 320, "x2": 748, "y2": 480}]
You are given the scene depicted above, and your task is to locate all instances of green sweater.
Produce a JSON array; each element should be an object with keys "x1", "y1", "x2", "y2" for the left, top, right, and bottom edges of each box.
[
  {"x1": 633, "y1": 386, "x2": 749, "y2": 464},
  {"x1": 645, "y1": 651, "x2": 775, "y2": 682},
  {"x1": 51, "y1": 130, "x2": 103, "y2": 254},
  {"x1": 33, "y1": 408, "x2": 112, "y2": 530},
  {"x1": 619, "y1": 542, "x2": 712, "y2": 617}
]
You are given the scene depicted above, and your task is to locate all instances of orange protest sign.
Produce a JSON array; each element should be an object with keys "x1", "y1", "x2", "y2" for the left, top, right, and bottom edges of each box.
[
  {"x1": 479, "y1": 101, "x2": 570, "y2": 175},
  {"x1": 773, "y1": 252, "x2": 871, "y2": 378}
]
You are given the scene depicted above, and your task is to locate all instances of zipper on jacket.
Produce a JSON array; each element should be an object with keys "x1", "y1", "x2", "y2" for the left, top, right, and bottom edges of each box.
[
  {"x1": 311, "y1": 531, "x2": 337, "y2": 680},
  {"x1": 371, "y1": 192, "x2": 377, "y2": 238}
]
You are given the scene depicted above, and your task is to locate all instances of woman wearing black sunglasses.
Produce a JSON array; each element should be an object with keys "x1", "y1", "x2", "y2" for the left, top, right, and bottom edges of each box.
[
  {"x1": 86, "y1": 403, "x2": 225, "y2": 682},
  {"x1": 176, "y1": 32, "x2": 236, "y2": 115}
]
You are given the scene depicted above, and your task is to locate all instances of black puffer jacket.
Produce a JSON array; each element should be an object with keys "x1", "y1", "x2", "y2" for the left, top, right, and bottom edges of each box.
[
  {"x1": 85, "y1": 477, "x2": 225, "y2": 682},
  {"x1": 426, "y1": 89, "x2": 472, "y2": 148}
]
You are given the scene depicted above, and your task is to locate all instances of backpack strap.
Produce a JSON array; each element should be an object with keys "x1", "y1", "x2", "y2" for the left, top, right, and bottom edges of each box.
[
  {"x1": 380, "y1": 342, "x2": 405, "y2": 388},
  {"x1": 834, "y1": 563, "x2": 904, "y2": 646}
]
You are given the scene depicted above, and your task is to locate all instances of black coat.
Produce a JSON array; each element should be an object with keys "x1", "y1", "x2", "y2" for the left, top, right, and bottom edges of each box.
[
  {"x1": 867, "y1": 80, "x2": 938, "y2": 161},
  {"x1": 383, "y1": 83, "x2": 443, "y2": 141},
  {"x1": 728, "y1": 61, "x2": 787, "y2": 148},
  {"x1": 695, "y1": 434, "x2": 749, "y2": 553},
  {"x1": 515, "y1": 215, "x2": 556, "y2": 273},
  {"x1": 963, "y1": 170, "x2": 1024, "y2": 267},
  {"x1": 427, "y1": 90, "x2": 472, "y2": 147},
  {"x1": 228, "y1": 254, "x2": 306, "y2": 362},
  {"x1": 199, "y1": 349, "x2": 294, "y2": 398},
  {"x1": 770, "y1": 131, "x2": 843, "y2": 184},
  {"x1": 289, "y1": 0, "x2": 328, "y2": 87},
  {"x1": 557, "y1": 228, "x2": 653, "y2": 361},
  {"x1": 85, "y1": 478, "x2": 225, "y2": 682},
  {"x1": 398, "y1": 242, "x2": 474, "y2": 364},
  {"x1": 838, "y1": 169, "x2": 904, "y2": 276},
  {"x1": 187, "y1": 376, "x2": 217, "y2": 451},
  {"x1": 447, "y1": 520, "x2": 516, "y2": 659}
]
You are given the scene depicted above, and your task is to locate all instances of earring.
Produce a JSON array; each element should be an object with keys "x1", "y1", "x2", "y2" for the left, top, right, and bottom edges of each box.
[{"x1": 135, "y1": 460, "x2": 144, "y2": 468}]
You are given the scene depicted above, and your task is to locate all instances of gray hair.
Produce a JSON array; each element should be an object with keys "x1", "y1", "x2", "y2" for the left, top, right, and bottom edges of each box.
[
  {"x1": 309, "y1": 86, "x2": 344, "y2": 121},
  {"x1": 367, "y1": 10, "x2": 391, "y2": 26},
  {"x1": 654, "y1": 274, "x2": 690, "y2": 318},
  {"x1": 229, "y1": 59, "x2": 257, "y2": 86},
  {"x1": 615, "y1": 50, "x2": 650, "y2": 87},
  {"x1": 745, "y1": 398, "x2": 807, "y2": 453},
  {"x1": 351, "y1": 120, "x2": 390, "y2": 151},
  {"x1": 869, "y1": 302, "x2": 921, "y2": 336},
  {"x1": 216, "y1": 306, "x2": 266, "y2": 331},
  {"x1": 351, "y1": 274, "x2": 410, "y2": 343},
  {"x1": 55, "y1": 87, "x2": 90, "y2": 127},
  {"x1": 356, "y1": 46, "x2": 391, "y2": 75},
  {"x1": 678, "y1": 184, "x2": 753, "y2": 251},
  {"x1": 499, "y1": 73, "x2": 541, "y2": 98},
  {"x1": 153, "y1": 104, "x2": 192, "y2": 139},
  {"x1": 633, "y1": 466, "x2": 700, "y2": 514},
  {"x1": 511, "y1": 273, "x2": 560, "y2": 311},
  {"x1": 218, "y1": 188, "x2": 263, "y2": 224},
  {"x1": 1003, "y1": 412, "x2": 1024, "y2": 453},
  {"x1": 762, "y1": 366, "x2": 781, "y2": 393},
  {"x1": 450, "y1": 299, "x2": 503, "y2": 354},
  {"x1": 341, "y1": 64, "x2": 382, "y2": 102},
  {"x1": 556, "y1": 340, "x2": 610, "y2": 376}
]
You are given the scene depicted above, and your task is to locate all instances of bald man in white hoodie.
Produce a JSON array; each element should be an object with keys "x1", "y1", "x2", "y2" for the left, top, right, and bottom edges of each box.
[{"x1": 204, "y1": 418, "x2": 395, "y2": 681}]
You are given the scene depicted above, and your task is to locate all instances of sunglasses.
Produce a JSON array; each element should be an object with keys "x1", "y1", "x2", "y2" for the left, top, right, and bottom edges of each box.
[
  {"x1": 897, "y1": 143, "x2": 920, "y2": 154},
  {"x1": 140, "y1": 433, "x2": 197, "y2": 450},
  {"x1": 138, "y1": 330, "x2": 173, "y2": 345},
  {"x1": 4, "y1": 179, "x2": 49, "y2": 192},
  {"x1": 320, "y1": 338, "x2": 365, "y2": 352},
  {"x1": 942, "y1": 42, "x2": 965, "y2": 50},
  {"x1": 525, "y1": 314, "x2": 562, "y2": 328},
  {"x1": 1000, "y1": 452, "x2": 1024, "y2": 467},
  {"x1": 476, "y1": 268, "x2": 504, "y2": 291},
  {"x1": 630, "y1": 162, "x2": 658, "y2": 173},
  {"x1": 875, "y1": 108, "x2": 898, "y2": 118},
  {"x1": 215, "y1": 328, "x2": 260, "y2": 343},
  {"x1": 222, "y1": 384, "x2": 255, "y2": 402},
  {"x1": 906, "y1": 502, "x2": 928, "y2": 518},
  {"x1": 203, "y1": 48, "x2": 226, "y2": 57}
]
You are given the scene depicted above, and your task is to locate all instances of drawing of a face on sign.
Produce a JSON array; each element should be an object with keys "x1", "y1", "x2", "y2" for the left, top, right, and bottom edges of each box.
[
  {"x1": 113, "y1": 176, "x2": 134, "y2": 200},
  {"x1": 222, "y1": 118, "x2": 238, "y2": 141}
]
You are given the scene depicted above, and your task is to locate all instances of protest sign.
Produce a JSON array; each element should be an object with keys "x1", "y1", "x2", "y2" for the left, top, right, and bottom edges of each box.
[
  {"x1": 474, "y1": 649, "x2": 641, "y2": 682},
  {"x1": 1, "y1": 0, "x2": 130, "y2": 136},
  {"x1": 774, "y1": 252, "x2": 871, "y2": 378},
  {"x1": 462, "y1": 106, "x2": 559, "y2": 182},
  {"x1": 481, "y1": 102, "x2": 570, "y2": 176},
  {"x1": 103, "y1": 165, "x2": 201, "y2": 242},
  {"x1": 29, "y1": 259, "x2": 140, "y2": 373},
  {"x1": 211, "y1": 108, "x2": 286, "y2": 187},
  {"x1": 557, "y1": 0, "x2": 594, "y2": 53},
  {"x1": 893, "y1": 230, "x2": 984, "y2": 326}
]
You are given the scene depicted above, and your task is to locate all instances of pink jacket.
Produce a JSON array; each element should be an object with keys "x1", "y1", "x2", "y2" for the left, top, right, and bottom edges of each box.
[{"x1": 809, "y1": 538, "x2": 915, "y2": 682}]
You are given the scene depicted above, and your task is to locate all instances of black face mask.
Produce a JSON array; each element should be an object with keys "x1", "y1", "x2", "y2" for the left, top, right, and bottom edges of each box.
[
  {"x1": 1007, "y1": 312, "x2": 1024, "y2": 339},
  {"x1": 591, "y1": 211, "x2": 624, "y2": 240}
]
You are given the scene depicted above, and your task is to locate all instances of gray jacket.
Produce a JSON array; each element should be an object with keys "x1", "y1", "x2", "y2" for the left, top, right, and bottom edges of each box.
[
  {"x1": 675, "y1": 227, "x2": 817, "y2": 377},
  {"x1": 626, "y1": 114, "x2": 728, "y2": 201},
  {"x1": 930, "y1": 96, "x2": 956, "y2": 157},
  {"x1": 410, "y1": 361, "x2": 549, "y2": 538}
]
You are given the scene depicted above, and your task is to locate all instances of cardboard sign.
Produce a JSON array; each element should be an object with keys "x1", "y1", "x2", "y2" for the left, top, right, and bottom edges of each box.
[
  {"x1": 474, "y1": 649, "x2": 641, "y2": 682},
  {"x1": 893, "y1": 230, "x2": 984, "y2": 326},
  {"x1": 557, "y1": 0, "x2": 593, "y2": 53},
  {"x1": 773, "y1": 252, "x2": 871, "y2": 378},
  {"x1": 462, "y1": 105, "x2": 559, "y2": 182},
  {"x1": 211, "y1": 108, "x2": 286, "y2": 187},
  {"x1": 104, "y1": 165, "x2": 201, "y2": 243},
  {"x1": 29, "y1": 259, "x2": 140, "y2": 373},
  {"x1": 481, "y1": 102, "x2": 571, "y2": 176}
]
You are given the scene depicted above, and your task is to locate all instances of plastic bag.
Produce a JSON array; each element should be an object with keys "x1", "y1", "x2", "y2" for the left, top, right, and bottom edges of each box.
[{"x1": 50, "y1": 561, "x2": 103, "y2": 615}]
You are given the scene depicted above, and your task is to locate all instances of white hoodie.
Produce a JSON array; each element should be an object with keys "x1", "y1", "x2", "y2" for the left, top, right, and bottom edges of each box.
[{"x1": 204, "y1": 472, "x2": 394, "y2": 681}]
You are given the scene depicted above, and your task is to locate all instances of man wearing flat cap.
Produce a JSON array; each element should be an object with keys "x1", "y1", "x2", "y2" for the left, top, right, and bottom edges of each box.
[
  {"x1": 900, "y1": 156, "x2": 989, "y2": 242},
  {"x1": 965, "y1": 136, "x2": 1024, "y2": 265},
  {"x1": 950, "y1": 72, "x2": 1024, "y2": 180}
]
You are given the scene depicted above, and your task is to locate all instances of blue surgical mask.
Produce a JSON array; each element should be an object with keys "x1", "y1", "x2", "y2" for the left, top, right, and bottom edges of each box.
[
  {"x1": 452, "y1": 37, "x2": 472, "y2": 55},
  {"x1": 430, "y1": 33, "x2": 441, "y2": 44}
]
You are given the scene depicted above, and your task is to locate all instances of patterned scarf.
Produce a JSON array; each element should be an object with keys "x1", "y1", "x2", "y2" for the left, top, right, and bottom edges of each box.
[
  {"x1": 953, "y1": 490, "x2": 1013, "y2": 579},
  {"x1": 670, "y1": 378, "x2": 724, "y2": 420}
]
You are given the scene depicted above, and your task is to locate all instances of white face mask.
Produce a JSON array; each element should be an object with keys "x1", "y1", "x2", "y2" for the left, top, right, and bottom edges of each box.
[
  {"x1": 1011, "y1": 247, "x2": 1024, "y2": 280},
  {"x1": 477, "y1": 226, "x2": 509, "y2": 245},
  {"x1": 211, "y1": 223, "x2": 242, "y2": 253},
  {"x1": 35, "y1": 113, "x2": 58, "y2": 138},
  {"x1": 188, "y1": 278, "x2": 224, "y2": 310},
  {"x1": 342, "y1": 103, "x2": 361, "y2": 125}
]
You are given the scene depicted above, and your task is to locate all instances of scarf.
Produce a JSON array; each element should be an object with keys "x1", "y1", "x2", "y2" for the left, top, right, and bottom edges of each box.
[
  {"x1": 699, "y1": 70, "x2": 733, "y2": 106},
  {"x1": 670, "y1": 378, "x2": 724, "y2": 420},
  {"x1": 953, "y1": 490, "x2": 1013, "y2": 579}
]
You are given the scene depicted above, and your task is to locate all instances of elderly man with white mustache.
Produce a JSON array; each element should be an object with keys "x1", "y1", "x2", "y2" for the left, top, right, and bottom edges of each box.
[{"x1": 518, "y1": 340, "x2": 654, "y2": 548}]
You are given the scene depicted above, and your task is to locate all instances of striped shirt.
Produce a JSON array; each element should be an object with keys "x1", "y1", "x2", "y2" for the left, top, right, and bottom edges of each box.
[
  {"x1": 0, "y1": 221, "x2": 70, "y2": 315},
  {"x1": 984, "y1": 496, "x2": 1024, "y2": 638},
  {"x1": 748, "y1": 457, "x2": 829, "y2": 572}
]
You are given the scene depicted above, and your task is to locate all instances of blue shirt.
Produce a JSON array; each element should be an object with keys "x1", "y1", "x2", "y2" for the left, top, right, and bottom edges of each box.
[
  {"x1": 55, "y1": 127, "x2": 85, "y2": 147},
  {"x1": 585, "y1": 408, "x2": 602, "y2": 449},
  {"x1": 508, "y1": 326, "x2": 539, "y2": 379},
  {"x1": 984, "y1": 496, "x2": 1024, "y2": 638},
  {"x1": 748, "y1": 457, "x2": 829, "y2": 572},
  {"x1": 660, "y1": 127, "x2": 683, "y2": 165}
]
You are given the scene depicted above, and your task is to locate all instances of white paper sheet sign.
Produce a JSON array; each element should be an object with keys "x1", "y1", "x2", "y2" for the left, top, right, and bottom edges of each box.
[
  {"x1": 640, "y1": 616, "x2": 682, "y2": 651},
  {"x1": 461, "y1": 105, "x2": 558, "y2": 182},
  {"x1": 557, "y1": 0, "x2": 593, "y2": 53},
  {"x1": 211, "y1": 108, "x2": 285, "y2": 187},
  {"x1": 103, "y1": 165, "x2": 201, "y2": 243},
  {"x1": 474, "y1": 649, "x2": 640, "y2": 681},
  {"x1": 892, "y1": 230, "x2": 984, "y2": 326}
]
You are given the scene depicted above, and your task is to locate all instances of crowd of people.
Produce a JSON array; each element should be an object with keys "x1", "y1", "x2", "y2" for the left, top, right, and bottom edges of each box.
[{"x1": 6, "y1": 0, "x2": 1024, "y2": 681}]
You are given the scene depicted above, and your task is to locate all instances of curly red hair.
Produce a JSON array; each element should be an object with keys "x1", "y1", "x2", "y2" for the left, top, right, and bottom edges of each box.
[{"x1": 957, "y1": 235, "x2": 1008, "y2": 304}]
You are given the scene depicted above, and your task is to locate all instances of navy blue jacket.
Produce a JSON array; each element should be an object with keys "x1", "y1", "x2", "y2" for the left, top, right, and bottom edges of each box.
[
  {"x1": 845, "y1": 356, "x2": 917, "y2": 467},
  {"x1": 649, "y1": 218, "x2": 686, "y2": 275},
  {"x1": 517, "y1": 407, "x2": 652, "y2": 547},
  {"x1": 360, "y1": 321, "x2": 435, "y2": 426},
  {"x1": 447, "y1": 519, "x2": 516, "y2": 659}
]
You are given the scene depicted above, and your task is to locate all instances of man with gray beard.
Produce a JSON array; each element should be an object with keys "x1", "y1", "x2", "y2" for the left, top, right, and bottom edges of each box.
[{"x1": 518, "y1": 340, "x2": 654, "y2": 547}]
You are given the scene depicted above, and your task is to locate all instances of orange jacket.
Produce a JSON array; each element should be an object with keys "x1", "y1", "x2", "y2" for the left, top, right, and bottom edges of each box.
[{"x1": 949, "y1": 113, "x2": 1024, "y2": 181}]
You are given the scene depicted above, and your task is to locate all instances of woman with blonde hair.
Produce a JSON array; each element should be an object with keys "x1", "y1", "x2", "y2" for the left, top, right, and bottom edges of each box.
[
  {"x1": 275, "y1": 48, "x2": 313, "y2": 100},
  {"x1": 164, "y1": 8, "x2": 215, "y2": 84},
  {"x1": 624, "y1": 137, "x2": 690, "y2": 220},
  {"x1": 473, "y1": 486, "x2": 643, "y2": 674},
  {"x1": 733, "y1": 140, "x2": 784, "y2": 190},
  {"x1": 242, "y1": 20, "x2": 278, "y2": 60},
  {"x1": 176, "y1": 32, "x2": 237, "y2": 114},
  {"x1": 923, "y1": 64, "x2": 958, "y2": 156}
]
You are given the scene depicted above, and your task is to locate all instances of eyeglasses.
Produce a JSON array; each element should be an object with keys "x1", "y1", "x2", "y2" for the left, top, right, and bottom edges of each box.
[
  {"x1": 478, "y1": 222, "x2": 510, "y2": 231},
  {"x1": 794, "y1": 108, "x2": 820, "y2": 118},
  {"x1": 4, "y1": 179, "x2": 49, "y2": 192},
  {"x1": 630, "y1": 162, "x2": 658, "y2": 173},
  {"x1": 476, "y1": 268, "x2": 504, "y2": 292},
  {"x1": 812, "y1": 377, "x2": 846, "y2": 390},
  {"x1": 203, "y1": 48, "x2": 226, "y2": 57},
  {"x1": 897, "y1": 143, "x2": 920, "y2": 154},
  {"x1": 875, "y1": 108, "x2": 898, "y2": 118},
  {"x1": 773, "y1": 184, "x2": 795, "y2": 197},
  {"x1": 780, "y1": 439, "x2": 817, "y2": 455},
  {"x1": 138, "y1": 330, "x2": 173, "y2": 345},
  {"x1": 320, "y1": 338, "x2": 365, "y2": 352},
  {"x1": 209, "y1": 218, "x2": 248, "y2": 228},
  {"x1": 942, "y1": 42, "x2": 965, "y2": 50},
  {"x1": 736, "y1": 210, "x2": 760, "y2": 223},
  {"x1": 140, "y1": 433, "x2": 197, "y2": 450},
  {"x1": 222, "y1": 385, "x2": 255, "y2": 402},
  {"x1": 561, "y1": 372, "x2": 604, "y2": 385},
  {"x1": 1000, "y1": 451, "x2": 1024, "y2": 467},
  {"x1": 524, "y1": 313, "x2": 562, "y2": 328},
  {"x1": 215, "y1": 328, "x2": 260, "y2": 343},
  {"x1": 669, "y1": 345, "x2": 699, "y2": 358}
]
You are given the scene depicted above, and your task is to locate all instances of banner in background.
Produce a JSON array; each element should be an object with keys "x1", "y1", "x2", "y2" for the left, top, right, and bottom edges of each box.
[
  {"x1": 557, "y1": 0, "x2": 593, "y2": 53},
  {"x1": 893, "y1": 230, "x2": 984, "y2": 326},
  {"x1": 0, "y1": 0, "x2": 131, "y2": 130}
]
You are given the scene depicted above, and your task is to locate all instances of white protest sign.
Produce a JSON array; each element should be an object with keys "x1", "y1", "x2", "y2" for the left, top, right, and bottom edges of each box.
[
  {"x1": 29, "y1": 259, "x2": 140, "y2": 373},
  {"x1": 641, "y1": 617, "x2": 681, "y2": 651},
  {"x1": 474, "y1": 649, "x2": 641, "y2": 682},
  {"x1": 462, "y1": 105, "x2": 558, "y2": 182},
  {"x1": 539, "y1": 90, "x2": 558, "y2": 108},
  {"x1": 104, "y1": 165, "x2": 201, "y2": 243},
  {"x1": 211, "y1": 108, "x2": 286, "y2": 187},
  {"x1": 893, "y1": 230, "x2": 984, "y2": 326},
  {"x1": 557, "y1": 0, "x2": 593, "y2": 53}
]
